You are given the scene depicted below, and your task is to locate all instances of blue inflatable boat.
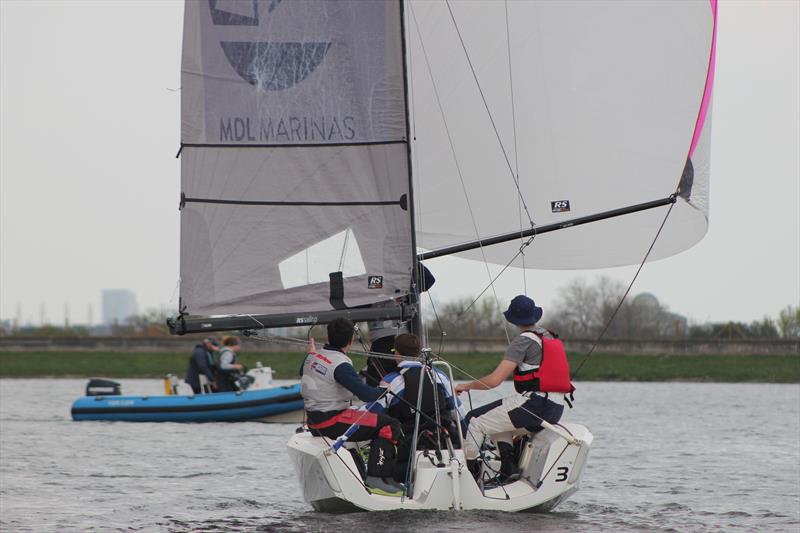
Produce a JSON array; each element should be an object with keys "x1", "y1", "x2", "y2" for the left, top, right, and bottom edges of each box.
[{"x1": 71, "y1": 381, "x2": 304, "y2": 423}]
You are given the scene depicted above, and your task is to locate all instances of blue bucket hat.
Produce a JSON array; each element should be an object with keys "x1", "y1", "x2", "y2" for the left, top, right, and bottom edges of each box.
[{"x1": 503, "y1": 295, "x2": 543, "y2": 326}]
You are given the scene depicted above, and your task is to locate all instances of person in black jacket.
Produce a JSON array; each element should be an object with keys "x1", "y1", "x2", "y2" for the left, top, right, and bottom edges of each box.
[{"x1": 184, "y1": 337, "x2": 220, "y2": 393}]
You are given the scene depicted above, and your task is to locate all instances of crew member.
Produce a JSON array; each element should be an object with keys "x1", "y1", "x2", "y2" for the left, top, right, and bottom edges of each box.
[
  {"x1": 184, "y1": 336, "x2": 220, "y2": 394},
  {"x1": 301, "y1": 317, "x2": 405, "y2": 496},
  {"x1": 217, "y1": 336, "x2": 245, "y2": 392},
  {"x1": 455, "y1": 295, "x2": 574, "y2": 483},
  {"x1": 377, "y1": 333, "x2": 466, "y2": 481}
]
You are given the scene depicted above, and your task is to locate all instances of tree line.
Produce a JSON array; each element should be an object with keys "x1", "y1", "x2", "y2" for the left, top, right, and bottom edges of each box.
[
  {"x1": 3, "y1": 277, "x2": 799, "y2": 340},
  {"x1": 423, "y1": 277, "x2": 799, "y2": 340}
]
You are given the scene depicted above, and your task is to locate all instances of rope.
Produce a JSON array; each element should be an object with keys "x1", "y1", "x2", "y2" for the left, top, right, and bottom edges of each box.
[
  {"x1": 570, "y1": 196, "x2": 678, "y2": 380},
  {"x1": 247, "y1": 332, "x2": 424, "y2": 363},
  {"x1": 457, "y1": 235, "x2": 535, "y2": 319},
  {"x1": 425, "y1": 290, "x2": 447, "y2": 357}
]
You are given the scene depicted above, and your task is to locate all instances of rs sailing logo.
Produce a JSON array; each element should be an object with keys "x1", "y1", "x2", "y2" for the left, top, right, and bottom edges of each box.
[{"x1": 209, "y1": 0, "x2": 331, "y2": 91}]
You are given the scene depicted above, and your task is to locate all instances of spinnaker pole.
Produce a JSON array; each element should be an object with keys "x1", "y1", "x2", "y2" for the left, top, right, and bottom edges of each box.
[{"x1": 417, "y1": 195, "x2": 678, "y2": 261}]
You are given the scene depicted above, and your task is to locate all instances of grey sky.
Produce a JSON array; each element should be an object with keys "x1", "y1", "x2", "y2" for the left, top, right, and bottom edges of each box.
[{"x1": 1, "y1": 0, "x2": 798, "y2": 327}]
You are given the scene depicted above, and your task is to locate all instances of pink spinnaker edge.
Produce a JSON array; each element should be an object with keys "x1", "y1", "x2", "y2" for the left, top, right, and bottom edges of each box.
[{"x1": 689, "y1": 0, "x2": 718, "y2": 158}]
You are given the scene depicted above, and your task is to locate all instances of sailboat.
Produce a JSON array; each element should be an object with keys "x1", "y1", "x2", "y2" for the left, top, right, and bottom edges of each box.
[{"x1": 169, "y1": 0, "x2": 716, "y2": 512}]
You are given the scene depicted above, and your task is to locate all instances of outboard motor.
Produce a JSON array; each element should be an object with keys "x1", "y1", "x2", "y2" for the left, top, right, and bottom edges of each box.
[
  {"x1": 235, "y1": 374, "x2": 255, "y2": 391},
  {"x1": 85, "y1": 378, "x2": 121, "y2": 396}
]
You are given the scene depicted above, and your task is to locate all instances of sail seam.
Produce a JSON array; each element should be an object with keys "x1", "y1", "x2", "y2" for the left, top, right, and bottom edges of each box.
[
  {"x1": 181, "y1": 197, "x2": 407, "y2": 208},
  {"x1": 181, "y1": 140, "x2": 407, "y2": 149}
]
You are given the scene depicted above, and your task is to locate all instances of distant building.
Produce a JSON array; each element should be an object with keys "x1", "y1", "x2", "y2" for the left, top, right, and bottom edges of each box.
[
  {"x1": 102, "y1": 289, "x2": 138, "y2": 326},
  {"x1": 629, "y1": 292, "x2": 688, "y2": 337}
]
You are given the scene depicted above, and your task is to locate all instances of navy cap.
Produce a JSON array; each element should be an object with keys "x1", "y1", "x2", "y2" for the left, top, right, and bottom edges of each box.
[{"x1": 503, "y1": 295, "x2": 543, "y2": 326}]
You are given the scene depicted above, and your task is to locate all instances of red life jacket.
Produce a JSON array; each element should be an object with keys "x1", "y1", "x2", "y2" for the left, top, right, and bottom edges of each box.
[{"x1": 512, "y1": 330, "x2": 575, "y2": 394}]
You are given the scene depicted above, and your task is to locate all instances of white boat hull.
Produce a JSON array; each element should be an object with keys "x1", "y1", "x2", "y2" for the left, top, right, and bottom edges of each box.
[{"x1": 287, "y1": 423, "x2": 592, "y2": 512}]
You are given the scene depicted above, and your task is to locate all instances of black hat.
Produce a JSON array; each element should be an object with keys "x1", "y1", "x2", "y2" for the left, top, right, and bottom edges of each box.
[{"x1": 204, "y1": 336, "x2": 220, "y2": 347}]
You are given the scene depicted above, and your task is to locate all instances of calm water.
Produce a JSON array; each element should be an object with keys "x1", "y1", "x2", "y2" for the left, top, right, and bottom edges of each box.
[{"x1": 1, "y1": 379, "x2": 798, "y2": 532}]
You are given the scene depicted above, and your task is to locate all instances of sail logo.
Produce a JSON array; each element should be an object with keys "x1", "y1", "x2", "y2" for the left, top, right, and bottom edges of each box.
[
  {"x1": 368, "y1": 276, "x2": 384, "y2": 289},
  {"x1": 551, "y1": 200, "x2": 571, "y2": 213},
  {"x1": 209, "y1": 0, "x2": 331, "y2": 91}
]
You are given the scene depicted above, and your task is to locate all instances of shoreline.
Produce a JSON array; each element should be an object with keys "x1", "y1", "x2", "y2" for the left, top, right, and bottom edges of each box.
[{"x1": 1, "y1": 351, "x2": 798, "y2": 383}]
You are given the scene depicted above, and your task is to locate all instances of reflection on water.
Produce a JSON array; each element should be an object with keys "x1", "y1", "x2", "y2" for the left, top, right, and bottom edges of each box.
[{"x1": 1, "y1": 379, "x2": 798, "y2": 532}]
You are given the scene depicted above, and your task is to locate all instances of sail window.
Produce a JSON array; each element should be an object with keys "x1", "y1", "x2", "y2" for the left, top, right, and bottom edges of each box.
[{"x1": 278, "y1": 229, "x2": 366, "y2": 289}]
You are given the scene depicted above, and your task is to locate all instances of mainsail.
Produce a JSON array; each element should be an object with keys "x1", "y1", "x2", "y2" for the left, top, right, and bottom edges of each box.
[
  {"x1": 172, "y1": 0, "x2": 717, "y2": 332},
  {"x1": 178, "y1": 0, "x2": 413, "y2": 325}
]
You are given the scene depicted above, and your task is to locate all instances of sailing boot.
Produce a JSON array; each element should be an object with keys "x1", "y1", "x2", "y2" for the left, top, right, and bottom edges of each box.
[
  {"x1": 466, "y1": 459, "x2": 482, "y2": 481},
  {"x1": 498, "y1": 442, "x2": 521, "y2": 484},
  {"x1": 365, "y1": 476, "x2": 405, "y2": 496},
  {"x1": 366, "y1": 438, "x2": 403, "y2": 496}
]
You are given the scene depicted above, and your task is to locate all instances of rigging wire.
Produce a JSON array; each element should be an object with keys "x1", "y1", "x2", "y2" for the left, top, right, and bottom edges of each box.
[
  {"x1": 570, "y1": 197, "x2": 678, "y2": 380},
  {"x1": 409, "y1": 2, "x2": 510, "y2": 343},
  {"x1": 426, "y1": 290, "x2": 447, "y2": 357},
  {"x1": 504, "y1": 0, "x2": 528, "y2": 295},
  {"x1": 457, "y1": 235, "x2": 535, "y2": 318},
  {"x1": 247, "y1": 331, "x2": 423, "y2": 363},
  {"x1": 444, "y1": 0, "x2": 535, "y2": 230}
]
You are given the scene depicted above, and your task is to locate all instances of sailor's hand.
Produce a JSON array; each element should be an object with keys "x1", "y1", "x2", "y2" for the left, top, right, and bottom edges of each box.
[
  {"x1": 455, "y1": 383, "x2": 470, "y2": 395},
  {"x1": 378, "y1": 380, "x2": 390, "y2": 388},
  {"x1": 308, "y1": 338, "x2": 317, "y2": 354}
]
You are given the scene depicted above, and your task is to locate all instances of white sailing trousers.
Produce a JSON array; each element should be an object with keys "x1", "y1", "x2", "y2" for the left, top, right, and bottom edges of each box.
[{"x1": 463, "y1": 393, "x2": 530, "y2": 460}]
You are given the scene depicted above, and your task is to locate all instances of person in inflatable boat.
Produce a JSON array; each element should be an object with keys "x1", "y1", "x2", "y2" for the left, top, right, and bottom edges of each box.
[
  {"x1": 301, "y1": 317, "x2": 405, "y2": 496},
  {"x1": 216, "y1": 336, "x2": 246, "y2": 392},
  {"x1": 184, "y1": 336, "x2": 220, "y2": 393},
  {"x1": 455, "y1": 295, "x2": 574, "y2": 483}
]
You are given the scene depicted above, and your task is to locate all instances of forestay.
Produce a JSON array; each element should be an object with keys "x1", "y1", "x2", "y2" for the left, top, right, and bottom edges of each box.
[
  {"x1": 408, "y1": 1, "x2": 717, "y2": 269},
  {"x1": 180, "y1": 0, "x2": 412, "y2": 317}
]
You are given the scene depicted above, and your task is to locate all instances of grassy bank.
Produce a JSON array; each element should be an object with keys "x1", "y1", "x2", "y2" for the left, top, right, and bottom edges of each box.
[{"x1": 1, "y1": 351, "x2": 798, "y2": 382}]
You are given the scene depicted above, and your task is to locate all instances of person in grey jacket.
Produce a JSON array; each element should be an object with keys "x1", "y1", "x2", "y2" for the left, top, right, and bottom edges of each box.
[
  {"x1": 301, "y1": 318, "x2": 405, "y2": 496},
  {"x1": 217, "y1": 336, "x2": 245, "y2": 392}
]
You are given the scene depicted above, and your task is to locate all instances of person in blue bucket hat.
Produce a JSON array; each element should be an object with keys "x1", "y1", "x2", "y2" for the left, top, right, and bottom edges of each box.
[{"x1": 455, "y1": 295, "x2": 574, "y2": 485}]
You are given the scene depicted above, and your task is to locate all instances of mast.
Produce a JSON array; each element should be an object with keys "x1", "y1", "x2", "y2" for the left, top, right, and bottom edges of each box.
[{"x1": 399, "y1": 0, "x2": 422, "y2": 337}]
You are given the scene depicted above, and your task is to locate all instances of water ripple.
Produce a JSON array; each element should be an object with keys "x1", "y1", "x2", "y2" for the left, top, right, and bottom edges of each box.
[{"x1": 1, "y1": 379, "x2": 798, "y2": 532}]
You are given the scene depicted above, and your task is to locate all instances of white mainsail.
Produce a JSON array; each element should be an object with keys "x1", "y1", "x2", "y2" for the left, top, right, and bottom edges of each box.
[{"x1": 180, "y1": 0, "x2": 413, "y2": 317}]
